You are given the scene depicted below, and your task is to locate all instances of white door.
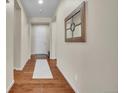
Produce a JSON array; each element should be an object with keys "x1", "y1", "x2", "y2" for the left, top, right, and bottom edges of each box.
[{"x1": 31, "y1": 25, "x2": 50, "y2": 54}]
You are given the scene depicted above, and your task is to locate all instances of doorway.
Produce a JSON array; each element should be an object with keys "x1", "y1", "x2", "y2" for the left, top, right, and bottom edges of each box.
[{"x1": 31, "y1": 24, "x2": 50, "y2": 59}]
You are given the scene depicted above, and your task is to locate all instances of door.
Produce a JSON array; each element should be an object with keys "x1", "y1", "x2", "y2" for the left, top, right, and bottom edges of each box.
[{"x1": 31, "y1": 25, "x2": 50, "y2": 55}]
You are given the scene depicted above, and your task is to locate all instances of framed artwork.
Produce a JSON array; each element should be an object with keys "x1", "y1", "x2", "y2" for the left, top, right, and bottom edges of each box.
[
  {"x1": 6, "y1": 0, "x2": 9, "y2": 3},
  {"x1": 65, "y1": 1, "x2": 86, "y2": 42}
]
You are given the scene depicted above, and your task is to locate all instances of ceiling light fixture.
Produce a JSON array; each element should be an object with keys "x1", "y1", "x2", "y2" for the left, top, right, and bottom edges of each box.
[{"x1": 38, "y1": 0, "x2": 43, "y2": 4}]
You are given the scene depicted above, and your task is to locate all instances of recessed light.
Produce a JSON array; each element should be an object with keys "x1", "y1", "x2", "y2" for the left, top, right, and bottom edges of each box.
[{"x1": 38, "y1": 0, "x2": 43, "y2": 4}]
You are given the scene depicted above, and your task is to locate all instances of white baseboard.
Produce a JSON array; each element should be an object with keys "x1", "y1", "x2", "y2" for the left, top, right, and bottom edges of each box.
[
  {"x1": 50, "y1": 56, "x2": 56, "y2": 59},
  {"x1": 57, "y1": 64, "x2": 79, "y2": 93},
  {"x1": 14, "y1": 64, "x2": 25, "y2": 70},
  {"x1": 14, "y1": 59, "x2": 29, "y2": 71},
  {"x1": 7, "y1": 80, "x2": 14, "y2": 93},
  {"x1": 14, "y1": 67, "x2": 23, "y2": 70}
]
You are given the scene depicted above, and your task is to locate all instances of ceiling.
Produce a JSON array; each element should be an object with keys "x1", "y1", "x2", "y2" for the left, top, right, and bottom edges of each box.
[{"x1": 21, "y1": 0, "x2": 61, "y2": 17}]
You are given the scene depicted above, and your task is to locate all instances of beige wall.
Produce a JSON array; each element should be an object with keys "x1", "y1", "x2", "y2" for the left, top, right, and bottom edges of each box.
[
  {"x1": 6, "y1": 0, "x2": 14, "y2": 91},
  {"x1": 55, "y1": 0, "x2": 118, "y2": 93}
]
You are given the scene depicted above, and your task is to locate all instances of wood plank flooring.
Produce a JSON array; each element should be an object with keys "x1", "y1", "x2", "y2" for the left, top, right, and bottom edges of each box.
[{"x1": 9, "y1": 58, "x2": 75, "y2": 93}]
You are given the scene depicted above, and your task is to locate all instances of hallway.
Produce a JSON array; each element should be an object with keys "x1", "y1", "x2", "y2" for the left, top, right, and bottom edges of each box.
[
  {"x1": 6, "y1": 0, "x2": 118, "y2": 93},
  {"x1": 9, "y1": 58, "x2": 74, "y2": 93}
]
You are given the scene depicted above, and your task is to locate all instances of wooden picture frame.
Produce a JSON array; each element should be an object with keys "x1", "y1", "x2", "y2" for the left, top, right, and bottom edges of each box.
[
  {"x1": 65, "y1": 1, "x2": 86, "y2": 42},
  {"x1": 6, "y1": 0, "x2": 9, "y2": 3}
]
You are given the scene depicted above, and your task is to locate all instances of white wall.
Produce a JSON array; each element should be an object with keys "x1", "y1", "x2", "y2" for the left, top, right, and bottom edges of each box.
[
  {"x1": 31, "y1": 25, "x2": 50, "y2": 54},
  {"x1": 14, "y1": 1, "x2": 21, "y2": 69},
  {"x1": 6, "y1": 0, "x2": 14, "y2": 91},
  {"x1": 55, "y1": 0, "x2": 118, "y2": 93},
  {"x1": 50, "y1": 22, "x2": 57, "y2": 59},
  {"x1": 16, "y1": 0, "x2": 30, "y2": 70},
  {"x1": 30, "y1": 17, "x2": 51, "y2": 24},
  {"x1": 7, "y1": 0, "x2": 31, "y2": 91},
  {"x1": 20, "y1": 9, "x2": 30, "y2": 69}
]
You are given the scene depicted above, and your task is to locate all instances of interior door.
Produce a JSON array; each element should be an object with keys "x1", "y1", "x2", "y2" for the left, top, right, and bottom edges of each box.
[{"x1": 31, "y1": 25, "x2": 50, "y2": 55}]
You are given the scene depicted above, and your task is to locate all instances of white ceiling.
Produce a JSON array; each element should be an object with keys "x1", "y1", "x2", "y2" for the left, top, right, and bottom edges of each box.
[{"x1": 21, "y1": 0, "x2": 61, "y2": 17}]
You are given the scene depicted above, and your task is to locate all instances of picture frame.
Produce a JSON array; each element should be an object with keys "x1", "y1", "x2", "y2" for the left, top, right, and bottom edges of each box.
[
  {"x1": 6, "y1": 0, "x2": 9, "y2": 3},
  {"x1": 65, "y1": 1, "x2": 86, "y2": 42}
]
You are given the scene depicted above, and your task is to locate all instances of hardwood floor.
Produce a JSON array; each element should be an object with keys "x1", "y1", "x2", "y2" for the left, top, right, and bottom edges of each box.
[{"x1": 9, "y1": 58, "x2": 75, "y2": 93}]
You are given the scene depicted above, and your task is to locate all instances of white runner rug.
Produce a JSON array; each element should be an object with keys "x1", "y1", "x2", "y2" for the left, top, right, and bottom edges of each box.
[{"x1": 33, "y1": 59, "x2": 53, "y2": 79}]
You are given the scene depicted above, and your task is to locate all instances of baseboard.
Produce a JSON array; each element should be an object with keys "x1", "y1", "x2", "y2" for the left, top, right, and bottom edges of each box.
[
  {"x1": 14, "y1": 63, "x2": 26, "y2": 71},
  {"x1": 57, "y1": 64, "x2": 79, "y2": 93},
  {"x1": 14, "y1": 59, "x2": 29, "y2": 71},
  {"x1": 7, "y1": 80, "x2": 14, "y2": 93},
  {"x1": 50, "y1": 59, "x2": 57, "y2": 61},
  {"x1": 50, "y1": 59, "x2": 57, "y2": 65},
  {"x1": 14, "y1": 67, "x2": 22, "y2": 71}
]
